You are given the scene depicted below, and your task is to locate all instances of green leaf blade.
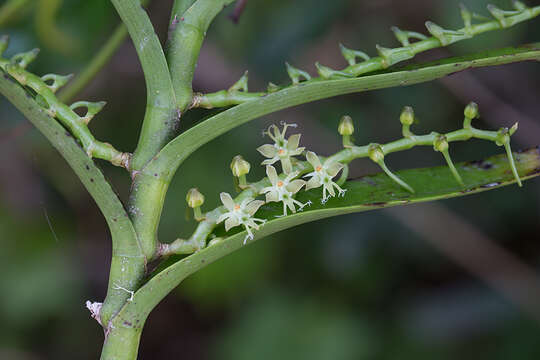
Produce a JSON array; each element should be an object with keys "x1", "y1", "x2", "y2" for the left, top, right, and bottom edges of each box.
[{"x1": 117, "y1": 148, "x2": 540, "y2": 325}]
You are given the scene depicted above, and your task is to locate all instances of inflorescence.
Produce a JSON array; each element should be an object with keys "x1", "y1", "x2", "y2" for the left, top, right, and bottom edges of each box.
[
  {"x1": 191, "y1": 1, "x2": 540, "y2": 110},
  {"x1": 0, "y1": 35, "x2": 130, "y2": 169},
  {"x1": 164, "y1": 102, "x2": 522, "y2": 256}
]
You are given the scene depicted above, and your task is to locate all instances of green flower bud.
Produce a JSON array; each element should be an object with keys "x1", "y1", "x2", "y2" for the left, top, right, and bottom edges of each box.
[
  {"x1": 186, "y1": 188, "x2": 205, "y2": 208},
  {"x1": 230, "y1": 155, "x2": 251, "y2": 177},
  {"x1": 400, "y1": 106, "x2": 415, "y2": 126},
  {"x1": 338, "y1": 115, "x2": 354, "y2": 136},
  {"x1": 433, "y1": 134, "x2": 449, "y2": 152},
  {"x1": 464, "y1": 102, "x2": 479, "y2": 120},
  {"x1": 368, "y1": 144, "x2": 385, "y2": 163}
]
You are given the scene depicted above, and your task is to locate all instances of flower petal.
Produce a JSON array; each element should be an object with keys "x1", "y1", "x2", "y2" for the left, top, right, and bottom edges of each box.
[
  {"x1": 245, "y1": 200, "x2": 265, "y2": 216},
  {"x1": 225, "y1": 217, "x2": 239, "y2": 231},
  {"x1": 257, "y1": 144, "x2": 278, "y2": 159},
  {"x1": 262, "y1": 157, "x2": 279, "y2": 165},
  {"x1": 266, "y1": 165, "x2": 278, "y2": 185},
  {"x1": 325, "y1": 161, "x2": 344, "y2": 177},
  {"x1": 306, "y1": 151, "x2": 321, "y2": 168},
  {"x1": 306, "y1": 177, "x2": 321, "y2": 190},
  {"x1": 220, "y1": 192, "x2": 235, "y2": 211},
  {"x1": 287, "y1": 134, "x2": 301, "y2": 151},
  {"x1": 286, "y1": 179, "x2": 305, "y2": 194},
  {"x1": 217, "y1": 213, "x2": 229, "y2": 224},
  {"x1": 265, "y1": 191, "x2": 279, "y2": 203},
  {"x1": 325, "y1": 183, "x2": 336, "y2": 197}
]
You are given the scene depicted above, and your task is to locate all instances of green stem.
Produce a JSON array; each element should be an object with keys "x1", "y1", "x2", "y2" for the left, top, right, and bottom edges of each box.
[
  {"x1": 100, "y1": 325, "x2": 143, "y2": 360},
  {"x1": 110, "y1": 0, "x2": 177, "y2": 170},
  {"x1": 441, "y1": 149, "x2": 464, "y2": 186},
  {"x1": 0, "y1": 70, "x2": 145, "y2": 328},
  {"x1": 167, "y1": 0, "x2": 236, "y2": 110},
  {"x1": 148, "y1": 43, "x2": 540, "y2": 183},
  {"x1": 191, "y1": 6, "x2": 540, "y2": 109},
  {"x1": 109, "y1": 149, "x2": 540, "y2": 338},
  {"x1": 0, "y1": 58, "x2": 130, "y2": 167}
]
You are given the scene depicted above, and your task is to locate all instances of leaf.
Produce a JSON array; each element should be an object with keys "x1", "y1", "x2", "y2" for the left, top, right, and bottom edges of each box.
[
  {"x1": 147, "y1": 42, "x2": 540, "y2": 179},
  {"x1": 116, "y1": 148, "x2": 540, "y2": 324}
]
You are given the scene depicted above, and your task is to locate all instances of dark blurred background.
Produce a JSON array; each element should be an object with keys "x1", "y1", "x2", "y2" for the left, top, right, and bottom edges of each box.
[{"x1": 2, "y1": 0, "x2": 540, "y2": 359}]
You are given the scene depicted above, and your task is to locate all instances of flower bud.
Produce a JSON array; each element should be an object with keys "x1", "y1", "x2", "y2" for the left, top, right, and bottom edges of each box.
[
  {"x1": 464, "y1": 102, "x2": 479, "y2": 120},
  {"x1": 400, "y1": 106, "x2": 415, "y2": 126},
  {"x1": 231, "y1": 155, "x2": 251, "y2": 177},
  {"x1": 433, "y1": 135, "x2": 449, "y2": 152},
  {"x1": 368, "y1": 144, "x2": 385, "y2": 163},
  {"x1": 186, "y1": 188, "x2": 205, "y2": 208},
  {"x1": 338, "y1": 115, "x2": 354, "y2": 136},
  {"x1": 230, "y1": 155, "x2": 251, "y2": 177}
]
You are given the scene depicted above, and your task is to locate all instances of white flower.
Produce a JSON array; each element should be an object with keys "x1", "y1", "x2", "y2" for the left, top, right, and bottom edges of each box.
[
  {"x1": 217, "y1": 192, "x2": 266, "y2": 244},
  {"x1": 304, "y1": 151, "x2": 346, "y2": 203},
  {"x1": 257, "y1": 123, "x2": 305, "y2": 174},
  {"x1": 260, "y1": 165, "x2": 310, "y2": 216}
]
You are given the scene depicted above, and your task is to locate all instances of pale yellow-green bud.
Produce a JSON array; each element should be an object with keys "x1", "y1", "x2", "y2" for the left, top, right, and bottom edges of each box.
[
  {"x1": 230, "y1": 155, "x2": 251, "y2": 177},
  {"x1": 464, "y1": 102, "x2": 479, "y2": 120},
  {"x1": 186, "y1": 188, "x2": 205, "y2": 208},
  {"x1": 433, "y1": 135, "x2": 449, "y2": 152},
  {"x1": 368, "y1": 144, "x2": 385, "y2": 163},
  {"x1": 338, "y1": 115, "x2": 354, "y2": 136},
  {"x1": 400, "y1": 106, "x2": 415, "y2": 126}
]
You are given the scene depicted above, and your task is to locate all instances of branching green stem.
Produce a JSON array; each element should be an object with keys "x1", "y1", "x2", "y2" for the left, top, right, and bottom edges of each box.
[
  {"x1": 0, "y1": 71, "x2": 145, "y2": 329},
  {"x1": 108, "y1": 148, "x2": 540, "y2": 355},
  {"x1": 149, "y1": 43, "x2": 540, "y2": 182},
  {"x1": 191, "y1": 5, "x2": 540, "y2": 109},
  {"x1": 110, "y1": 0, "x2": 177, "y2": 170},
  {"x1": 167, "y1": 0, "x2": 236, "y2": 110},
  {"x1": 0, "y1": 56, "x2": 130, "y2": 167}
]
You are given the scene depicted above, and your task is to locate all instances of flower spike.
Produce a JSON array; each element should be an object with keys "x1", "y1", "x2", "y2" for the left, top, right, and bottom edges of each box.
[
  {"x1": 217, "y1": 193, "x2": 266, "y2": 244},
  {"x1": 286, "y1": 62, "x2": 311, "y2": 85},
  {"x1": 304, "y1": 151, "x2": 346, "y2": 203},
  {"x1": 260, "y1": 165, "x2": 309, "y2": 216},
  {"x1": 368, "y1": 144, "x2": 414, "y2": 193},
  {"x1": 70, "y1": 101, "x2": 107, "y2": 125},
  {"x1": 228, "y1": 71, "x2": 249, "y2": 92},
  {"x1": 425, "y1": 21, "x2": 471, "y2": 46},
  {"x1": 433, "y1": 134, "x2": 464, "y2": 186},
  {"x1": 487, "y1": 4, "x2": 527, "y2": 28},
  {"x1": 267, "y1": 82, "x2": 280, "y2": 93},
  {"x1": 11, "y1": 48, "x2": 40, "y2": 69},
  {"x1": 257, "y1": 123, "x2": 305, "y2": 174},
  {"x1": 41, "y1": 73, "x2": 74, "y2": 93},
  {"x1": 339, "y1": 44, "x2": 370, "y2": 66},
  {"x1": 315, "y1": 62, "x2": 354, "y2": 80},
  {"x1": 376, "y1": 45, "x2": 414, "y2": 68},
  {"x1": 391, "y1": 26, "x2": 427, "y2": 47},
  {"x1": 460, "y1": 3, "x2": 473, "y2": 33},
  {"x1": 496, "y1": 123, "x2": 522, "y2": 187}
]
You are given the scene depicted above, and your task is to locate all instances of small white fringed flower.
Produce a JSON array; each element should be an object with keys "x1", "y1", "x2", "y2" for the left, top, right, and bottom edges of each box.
[
  {"x1": 260, "y1": 165, "x2": 311, "y2": 217},
  {"x1": 304, "y1": 151, "x2": 346, "y2": 203},
  {"x1": 257, "y1": 123, "x2": 305, "y2": 174},
  {"x1": 217, "y1": 192, "x2": 266, "y2": 244}
]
